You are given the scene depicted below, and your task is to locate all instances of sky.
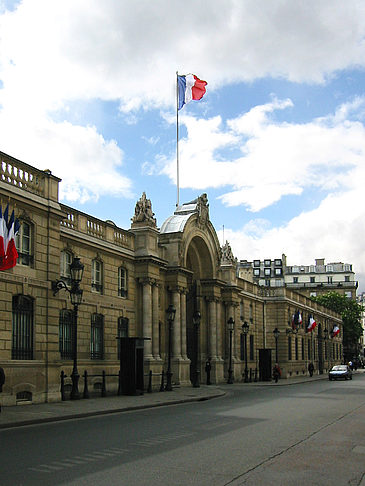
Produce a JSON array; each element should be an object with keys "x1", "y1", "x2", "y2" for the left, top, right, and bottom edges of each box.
[{"x1": 1, "y1": 0, "x2": 365, "y2": 292}]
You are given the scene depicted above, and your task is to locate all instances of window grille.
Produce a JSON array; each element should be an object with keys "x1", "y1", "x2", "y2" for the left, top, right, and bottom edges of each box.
[
  {"x1": 91, "y1": 313, "x2": 104, "y2": 359},
  {"x1": 91, "y1": 259, "x2": 103, "y2": 294},
  {"x1": 12, "y1": 295, "x2": 34, "y2": 360},
  {"x1": 59, "y1": 309, "x2": 74, "y2": 359},
  {"x1": 118, "y1": 267, "x2": 128, "y2": 298}
]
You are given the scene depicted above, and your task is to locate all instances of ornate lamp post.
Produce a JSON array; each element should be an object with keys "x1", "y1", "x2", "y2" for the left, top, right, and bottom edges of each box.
[
  {"x1": 192, "y1": 310, "x2": 201, "y2": 388},
  {"x1": 242, "y1": 320, "x2": 250, "y2": 383},
  {"x1": 165, "y1": 304, "x2": 176, "y2": 391},
  {"x1": 273, "y1": 327, "x2": 280, "y2": 364},
  {"x1": 227, "y1": 317, "x2": 235, "y2": 384},
  {"x1": 52, "y1": 257, "x2": 84, "y2": 400}
]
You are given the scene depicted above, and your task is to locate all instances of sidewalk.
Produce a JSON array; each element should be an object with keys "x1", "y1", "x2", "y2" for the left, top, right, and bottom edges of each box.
[{"x1": 0, "y1": 373, "x2": 333, "y2": 429}]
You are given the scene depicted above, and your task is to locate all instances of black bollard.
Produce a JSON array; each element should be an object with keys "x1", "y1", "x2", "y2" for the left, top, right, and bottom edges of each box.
[
  {"x1": 147, "y1": 370, "x2": 152, "y2": 393},
  {"x1": 83, "y1": 370, "x2": 89, "y2": 399},
  {"x1": 160, "y1": 370, "x2": 165, "y2": 392},
  {"x1": 60, "y1": 370, "x2": 66, "y2": 401},
  {"x1": 101, "y1": 371, "x2": 106, "y2": 397}
]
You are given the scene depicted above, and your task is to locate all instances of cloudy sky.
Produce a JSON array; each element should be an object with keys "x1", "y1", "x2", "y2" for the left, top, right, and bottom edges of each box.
[{"x1": 1, "y1": 0, "x2": 365, "y2": 291}]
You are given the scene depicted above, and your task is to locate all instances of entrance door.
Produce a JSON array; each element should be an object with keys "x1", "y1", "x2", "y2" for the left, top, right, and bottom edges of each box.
[{"x1": 186, "y1": 282, "x2": 198, "y2": 384}]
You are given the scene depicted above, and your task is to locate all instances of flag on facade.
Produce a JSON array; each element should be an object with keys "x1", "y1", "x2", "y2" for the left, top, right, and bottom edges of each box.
[
  {"x1": 332, "y1": 325, "x2": 340, "y2": 337},
  {"x1": 0, "y1": 204, "x2": 20, "y2": 271},
  {"x1": 307, "y1": 315, "x2": 317, "y2": 332},
  {"x1": 177, "y1": 74, "x2": 207, "y2": 110},
  {"x1": 291, "y1": 310, "x2": 302, "y2": 329}
]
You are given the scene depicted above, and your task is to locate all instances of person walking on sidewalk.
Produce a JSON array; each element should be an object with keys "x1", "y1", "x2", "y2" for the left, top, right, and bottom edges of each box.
[
  {"x1": 273, "y1": 363, "x2": 281, "y2": 383},
  {"x1": 308, "y1": 362, "x2": 314, "y2": 377}
]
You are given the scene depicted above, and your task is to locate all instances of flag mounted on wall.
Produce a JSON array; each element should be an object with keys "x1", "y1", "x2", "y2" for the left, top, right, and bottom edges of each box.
[
  {"x1": 0, "y1": 204, "x2": 20, "y2": 271},
  {"x1": 307, "y1": 315, "x2": 317, "y2": 332},
  {"x1": 332, "y1": 325, "x2": 340, "y2": 337},
  {"x1": 177, "y1": 74, "x2": 207, "y2": 110}
]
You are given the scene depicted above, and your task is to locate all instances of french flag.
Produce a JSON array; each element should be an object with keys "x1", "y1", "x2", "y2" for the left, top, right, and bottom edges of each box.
[
  {"x1": 177, "y1": 74, "x2": 207, "y2": 110},
  {"x1": 332, "y1": 325, "x2": 340, "y2": 337},
  {"x1": 0, "y1": 204, "x2": 20, "y2": 271},
  {"x1": 307, "y1": 315, "x2": 317, "y2": 332}
]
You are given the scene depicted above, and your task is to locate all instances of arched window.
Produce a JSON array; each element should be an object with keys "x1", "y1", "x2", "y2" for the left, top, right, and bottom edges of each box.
[
  {"x1": 91, "y1": 313, "x2": 104, "y2": 359},
  {"x1": 15, "y1": 221, "x2": 33, "y2": 266},
  {"x1": 91, "y1": 259, "x2": 103, "y2": 294},
  {"x1": 12, "y1": 295, "x2": 34, "y2": 359},
  {"x1": 118, "y1": 266, "x2": 128, "y2": 298},
  {"x1": 59, "y1": 309, "x2": 74, "y2": 359}
]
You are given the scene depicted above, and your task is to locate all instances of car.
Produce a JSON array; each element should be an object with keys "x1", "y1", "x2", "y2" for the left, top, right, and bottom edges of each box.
[{"x1": 328, "y1": 365, "x2": 352, "y2": 381}]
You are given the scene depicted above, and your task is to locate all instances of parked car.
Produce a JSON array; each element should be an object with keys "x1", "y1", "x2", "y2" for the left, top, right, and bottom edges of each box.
[{"x1": 328, "y1": 365, "x2": 352, "y2": 381}]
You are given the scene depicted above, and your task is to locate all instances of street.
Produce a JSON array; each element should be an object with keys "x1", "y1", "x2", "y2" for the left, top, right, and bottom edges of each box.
[{"x1": 1, "y1": 374, "x2": 365, "y2": 486}]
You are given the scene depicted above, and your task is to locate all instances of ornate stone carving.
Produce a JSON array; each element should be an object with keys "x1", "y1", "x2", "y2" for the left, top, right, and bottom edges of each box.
[
  {"x1": 221, "y1": 240, "x2": 237, "y2": 265},
  {"x1": 132, "y1": 192, "x2": 156, "y2": 226}
]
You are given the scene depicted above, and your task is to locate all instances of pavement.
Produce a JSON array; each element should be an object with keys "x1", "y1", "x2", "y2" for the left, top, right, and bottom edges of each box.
[{"x1": 0, "y1": 373, "x2": 334, "y2": 429}]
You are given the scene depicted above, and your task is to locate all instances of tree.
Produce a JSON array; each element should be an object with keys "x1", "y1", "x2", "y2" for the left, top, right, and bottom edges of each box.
[{"x1": 311, "y1": 292, "x2": 363, "y2": 359}]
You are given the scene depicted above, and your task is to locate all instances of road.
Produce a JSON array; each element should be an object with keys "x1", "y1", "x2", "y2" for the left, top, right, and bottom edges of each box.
[{"x1": 1, "y1": 374, "x2": 365, "y2": 486}]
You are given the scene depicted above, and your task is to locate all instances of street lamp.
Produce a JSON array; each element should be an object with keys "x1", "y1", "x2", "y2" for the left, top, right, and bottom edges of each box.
[
  {"x1": 165, "y1": 304, "x2": 176, "y2": 391},
  {"x1": 52, "y1": 257, "x2": 84, "y2": 400},
  {"x1": 242, "y1": 320, "x2": 250, "y2": 383},
  {"x1": 227, "y1": 317, "x2": 235, "y2": 384},
  {"x1": 273, "y1": 327, "x2": 280, "y2": 364},
  {"x1": 192, "y1": 310, "x2": 201, "y2": 388}
]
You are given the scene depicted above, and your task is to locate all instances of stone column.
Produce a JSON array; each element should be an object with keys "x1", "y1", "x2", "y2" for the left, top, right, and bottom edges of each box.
[
  {"x1": 142, "y1": 279, "x2": 153, "y2": 358},
  {"x1": 216, "y1": 300, "x2": 222, "y2": 359},
  {"x1": 172, "y1": 290, "x2": 181, "y2": 358},
  {"x1": 208, "y1": 299, "x2": 217, "y2": 359},
  {"x1": 180, "y1": 290, "x2": 188, "y2": 359},
  {"x1": 152, "y1": 282, "x2": 160, "y2": 359}
]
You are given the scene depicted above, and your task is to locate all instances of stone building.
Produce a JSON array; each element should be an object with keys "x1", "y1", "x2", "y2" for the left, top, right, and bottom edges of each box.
[{"x1": 0, "y1": 151, "x2": 343, "y2": 405}]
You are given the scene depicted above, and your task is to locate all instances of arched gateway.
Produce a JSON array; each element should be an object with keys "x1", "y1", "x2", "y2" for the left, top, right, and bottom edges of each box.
[{"x1": 159, "y1": 194, "x2": 232, "y2": 385}]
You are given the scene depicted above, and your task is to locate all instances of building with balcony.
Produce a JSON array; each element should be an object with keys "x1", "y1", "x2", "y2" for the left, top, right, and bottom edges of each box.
[{"x1": 0, "y1": 150, "x2": 343, "y2": 405}]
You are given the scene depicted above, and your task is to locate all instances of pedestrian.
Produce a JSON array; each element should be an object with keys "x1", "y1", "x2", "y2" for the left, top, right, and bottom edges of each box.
[
  {"x1": 205, "y1": 357, "x2": 212, "y2": 385},
  {"x1": 308, "y1": 362, "x2": 314, "y2": 377},
  {"x1": 273, "y1": 363, "x2": 281, "y2": 383},
  {"x1": 0, "y1": 366, "x2": 5, "y2": 413}
]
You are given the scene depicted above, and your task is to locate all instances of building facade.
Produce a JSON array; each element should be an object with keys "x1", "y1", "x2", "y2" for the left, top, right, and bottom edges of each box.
[{"x1": 0, "y1": 151, "x2": 343, "y2": 406}]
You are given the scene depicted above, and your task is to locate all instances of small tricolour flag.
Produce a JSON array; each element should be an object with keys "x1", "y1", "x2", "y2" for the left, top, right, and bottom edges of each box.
[
  {"x1": 0, "y1": 204, "x2": 20, "y2": 271},
  {"x1": 177, "y1": 74, "x2": 207, "y2": 110},
  {"x1": 307, "y1": 315, "x2": 317, "y2": 332},
  {"x1": 332, "y1": 325, "x2": 340, "y2": 337}
]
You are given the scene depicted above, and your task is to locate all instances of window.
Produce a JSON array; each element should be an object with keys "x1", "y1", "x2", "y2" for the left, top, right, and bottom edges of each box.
[
  {"x1": 253, "y1": 260, "x2": 260, "y2": 267},
  {"x1": 327, "y1": 276, "x2": 333, "y2": 284},
  {"x1": 345, "y1": 291, "x2": 352, "y2": 298},
  {"x1": 264, "y1": 268, "x2": 271, "y2": 276},
  {"x1": 295, "y1": 337, "x2": 298, "y2": 360},
  {"x1": 288, "y1": 336, "x2": 292, "y2": 360},
  {"x1": 59, "y1": 309, "x2": 74, "y2": 359},
  {"x1": 264, "y1": 259, "x2": 271, "y2": 266},
  {"x1": 253, "y1": 268, "x2": 260, "y2": 276},
  {"x1": 293, "y1": 277, "x2": 298, "y2": 283},
  {"x1": 301, "y1": 339, "x2": 305, "y2": 360},
  {"x1": 274, "y1": 259, "x2": 282, "y2": 266},
  {"x1": 118, "y1": 267, "x2": 128, "y2": 298},
  {"x1": 12, "y1": 295, "x2": 34, "y2": 360},
  {"x1": 265, "y1": 279, "x2": 270, "y2": 286},
  {"x1": 326, "y1": 265, "x2": 333, "y2": 272},
  {"x1": 345, "y1": 276, "x2": 350, "y2": 282},
  {"x1": 310, "y1": 276, "x2": 315, "y2": 283},
  {"x1": 307, "y1": 339, "x2": 311, "y2": 360},
  {"x1": 15, "y1": 221, "x2": 33, "y2": 266},
  {"x1": 117, "y1": 317, "x2": 129, "y2": 358},
  {"x1": 249, "y1": 335, "x2": 254, "y2": 361},
  {"x1": 274, "y1": 268, "x2": 282, "y2": 276},
  {"x1": 91, "y1": 313, "x2": 104, "y2": 359},
  {"x1": 310, "y1": 291, "x2": 317, "y2": 297},
  {"x1": 60, "y1": 250, "x2": 72, "y2": 282},
  {"x1": 91, "y1": 259, "x2": 103, "y2": 294}
]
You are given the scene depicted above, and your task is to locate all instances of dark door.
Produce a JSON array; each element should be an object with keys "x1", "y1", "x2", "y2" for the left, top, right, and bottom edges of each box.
[{"x1": 259, "y1": 349, "x2": 272, "y2": 381}]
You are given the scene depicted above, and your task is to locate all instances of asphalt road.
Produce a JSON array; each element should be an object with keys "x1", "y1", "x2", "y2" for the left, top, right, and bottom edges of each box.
[{"x1": 1, "y1": 374, "x2": 365, "y2": 486}]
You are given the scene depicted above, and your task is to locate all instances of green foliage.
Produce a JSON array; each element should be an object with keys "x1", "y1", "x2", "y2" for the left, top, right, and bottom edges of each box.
[{"x1": 311, "y1": 292, "x2": 363, "y2": 353}]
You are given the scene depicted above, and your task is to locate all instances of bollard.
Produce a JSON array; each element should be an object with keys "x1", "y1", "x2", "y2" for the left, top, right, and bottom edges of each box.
[
  {"x1": 249, "y1": 368, "x2": 252, "y2": 383},
  {"x1": 147, "y1": 370, "x2": 152, "y2": 393},
  {"x1": 60, "y1": 370, "x2": 66, "y2": 401},
  {"x1": 83, "y1": 370, "x2": 89, "y2": 399},
  {"x1": 160, "y1": 370, "x2": 165, "y2": 392},
  {"x1": 101, "y1": 370, "x2": 106, "y2": 397}
]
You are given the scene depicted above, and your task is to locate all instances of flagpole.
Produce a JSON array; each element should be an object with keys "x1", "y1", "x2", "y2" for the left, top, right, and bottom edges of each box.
[{"x1": 176, "y1": 70, "x2": 180, "y2": 208}]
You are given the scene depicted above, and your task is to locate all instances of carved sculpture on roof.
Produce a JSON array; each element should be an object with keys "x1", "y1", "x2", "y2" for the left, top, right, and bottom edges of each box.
[
  {"x1": 132, "y1": 192, "x2": 156, "y2": 226},
  {"x1": 186, "y1": 193, "x2": 209, "y2": 228},
  {"x1": 221, "y1": 240, "x2": 237, "y2": 265}
]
